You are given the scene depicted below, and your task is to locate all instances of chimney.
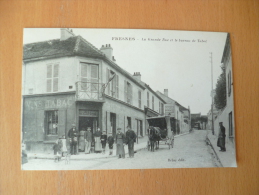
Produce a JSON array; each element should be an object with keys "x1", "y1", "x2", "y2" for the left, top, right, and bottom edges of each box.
[
  {"x1": 164, "y1": 89, "x2": 168, "y2": 96},
  {"x1": 100, "y1": 44, "x2": 113, "y2": 60},
  {"x1": 133, "y1": 72, "x2": 141, "y2": 81},
  {"x1": 60, "y1": 28, "x2": 75, "y2": 41}
]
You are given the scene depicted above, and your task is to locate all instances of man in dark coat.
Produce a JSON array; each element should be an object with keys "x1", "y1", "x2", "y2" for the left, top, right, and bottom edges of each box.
[
  {"x1": 125, "y1": 125, "x2": 137, "y2": 158},
  {"x1": 217, "y1": 122, "x2": 226, "y2": 152},
  {"x1": 115, "y1": 128, "x2": 126, "y2": 158},
  {"x1": 67, "y1": 124, "x2": 78, "y2": 155}
]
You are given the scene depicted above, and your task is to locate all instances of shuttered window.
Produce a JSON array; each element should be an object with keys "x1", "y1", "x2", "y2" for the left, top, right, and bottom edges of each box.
[
  {"x1": 46, "y1": 63, "x2": 59, "y2": 92},
  {"x1": 138, "y1": 90, "x2": 141, "y2": 108},
  {"x1": 147, "y1": 92, "x2": 149, "y2": 108},
  {"x1": 152, "y1": 96, "x2": 154, "y2": 110},
  {"x1": 116, "y1": 75, "x2": 119, "y2": 98}
]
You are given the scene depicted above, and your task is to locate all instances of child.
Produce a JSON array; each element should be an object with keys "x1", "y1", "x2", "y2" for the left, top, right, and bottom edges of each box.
[
  {"x1": 100, "y1": 131, "x2": 107, "y2": 154},
  {"x1": 60, "y1": 135, "x2": 68, "y2": 157},
  {"x1": 107, "y1": 132, "x2": 114, "y2": 155},
  {"x1": 53, "y1": 138, "x2": 63, "y2": 162}
]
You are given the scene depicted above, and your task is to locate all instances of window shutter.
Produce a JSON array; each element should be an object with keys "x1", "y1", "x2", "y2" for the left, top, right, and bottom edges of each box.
[
  {"x1": 91, "y1": 65, "x2": 98, "y2": 92},
  {"x1": 116, "y1": 75, "x2": 119, "y2": 99},
  {"x1": 47, "y1": 65, "x2": 52, "y2": 78},
  {"x1": 124, "y1": 80, "x2": 127, "y2": 102},
  {"x1": 81, "y1": 63, "x2": 87, "y2": 77},
  {"x1": 53, "y1": 78, "x2": 58, "y2": 92},
  {"x1": 53, "y1": 64, "x2": 59, "y2": 77},
  {"x1": 107, "y1": 68, "x2": 110, "y2": 95},
  {"x1": 47, "y1": 79, "x2": 52, "y2": 92},
  {"x1": 130, "y1": 84, "x2": 133, "y2": 105}
]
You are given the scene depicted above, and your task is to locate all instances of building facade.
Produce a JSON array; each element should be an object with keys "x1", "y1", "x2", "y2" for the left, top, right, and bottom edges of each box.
[
  {"x1": 213, "y1": 33, "x2": 235, "y2": 146},
  {"x1": 22, "y1": 28, "x2": 166, "y2": 152},
  {"x1": 156, "y1": 90, "x2": 191, "y2": 134}
]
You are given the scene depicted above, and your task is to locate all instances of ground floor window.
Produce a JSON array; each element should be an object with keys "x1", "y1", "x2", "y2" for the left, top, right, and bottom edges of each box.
[
  {"x1": 229, "y1": 112, "x2": 233, "y2": 137},
  {"x1": 46, "y1": 110, "x2": 58, "y2": 135}
]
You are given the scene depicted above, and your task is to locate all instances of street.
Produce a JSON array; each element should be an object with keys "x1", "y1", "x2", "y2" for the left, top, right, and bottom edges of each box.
[{"x1": 22, "y1": 130, "x2": 217, "y2": 170}]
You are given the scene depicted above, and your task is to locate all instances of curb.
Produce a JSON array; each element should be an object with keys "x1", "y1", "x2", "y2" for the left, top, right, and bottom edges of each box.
[
  {"x1": 28, "y1": 132, "x2": 190, "y2": 161},
  {"x1": 206, "y1": 136, "x2": 223, "y2": 167}
]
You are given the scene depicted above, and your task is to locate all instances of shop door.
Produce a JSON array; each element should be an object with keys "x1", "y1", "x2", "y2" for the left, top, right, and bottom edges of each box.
[{"x1": 79, "y1": 117, "x2": 98, "y2": 134}]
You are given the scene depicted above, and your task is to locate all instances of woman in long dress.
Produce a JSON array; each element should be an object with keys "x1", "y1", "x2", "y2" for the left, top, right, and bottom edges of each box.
[
  {"x1": 94, "y1": 127, "x2": 102, "y2": 153},
  {"x1": 78, "y1": 128, "x2": 86, "y2": 152}
]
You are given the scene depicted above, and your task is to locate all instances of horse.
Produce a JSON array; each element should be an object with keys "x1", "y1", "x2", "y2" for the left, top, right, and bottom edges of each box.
[{"x1": 148, "y1": 126, "x2": 161, "y2": 152}]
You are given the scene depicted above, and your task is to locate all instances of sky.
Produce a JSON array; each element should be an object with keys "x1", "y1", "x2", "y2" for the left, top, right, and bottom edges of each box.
[{"x1": 23, "y1": 28, "x2": 228, "y2": 115}]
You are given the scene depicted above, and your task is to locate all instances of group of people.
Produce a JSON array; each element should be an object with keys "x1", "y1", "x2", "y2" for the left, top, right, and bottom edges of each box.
[{"x1": 60, "y1": 124, "x2": 137, "y2": 158}]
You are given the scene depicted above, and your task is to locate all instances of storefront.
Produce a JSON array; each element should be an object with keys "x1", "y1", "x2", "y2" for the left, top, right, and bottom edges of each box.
[{"x1": 22, "y1": 92, "x2": 76, "y2": 153}]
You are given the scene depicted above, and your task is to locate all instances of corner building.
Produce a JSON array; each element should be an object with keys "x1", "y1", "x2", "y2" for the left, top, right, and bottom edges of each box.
[{"x1": 22, "y1": 29, "x2": 166, "y2": 152}]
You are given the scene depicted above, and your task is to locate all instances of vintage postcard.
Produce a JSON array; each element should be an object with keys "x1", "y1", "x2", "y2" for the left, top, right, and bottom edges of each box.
[{"x1": 21, "y1": 28, "x2": 236, "y2": 170}]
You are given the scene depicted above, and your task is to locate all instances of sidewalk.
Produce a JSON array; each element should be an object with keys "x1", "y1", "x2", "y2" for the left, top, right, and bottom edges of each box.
[
  {"x1": 27, "y1": 133, "x2": 189, "y2": 161},
  {"x1": 206, "y1": 130, "x2": 237, "y2": 167}
]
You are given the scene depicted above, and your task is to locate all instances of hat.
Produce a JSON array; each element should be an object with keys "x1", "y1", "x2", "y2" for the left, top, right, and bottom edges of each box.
[
  {"x1": 72, "y1": 124, "x2": 76, "y2": 127},
  {"x1": 87, "y1": 127, "x2": 91, "y2": 130},
  {"x1": 117, "y1": 128, "x2": 122, "y2": 130}
]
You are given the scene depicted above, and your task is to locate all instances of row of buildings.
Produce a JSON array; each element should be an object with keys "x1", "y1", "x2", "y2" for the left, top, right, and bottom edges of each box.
[
  {"x1": 22, "y1": 28, "x2": 191, "y2": 153},
  {"x1": 207, "y1": 33, "x2": 235, "y2": 147}
]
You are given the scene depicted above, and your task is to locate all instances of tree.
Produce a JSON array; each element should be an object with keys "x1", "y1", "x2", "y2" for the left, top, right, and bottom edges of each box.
[{"x1": 214, "y1": 65, "x2": 226, "y2": 109}]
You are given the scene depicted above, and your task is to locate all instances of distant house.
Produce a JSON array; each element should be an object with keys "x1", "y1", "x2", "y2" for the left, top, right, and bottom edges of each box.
[{"x1": 156, "y1": 89, "x2": 191, "y2": 134}]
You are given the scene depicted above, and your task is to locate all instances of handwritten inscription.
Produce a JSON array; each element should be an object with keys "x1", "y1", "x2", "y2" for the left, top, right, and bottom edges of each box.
[{"x1": 168, "y1": 158, "x2": 185, "y2": 162}]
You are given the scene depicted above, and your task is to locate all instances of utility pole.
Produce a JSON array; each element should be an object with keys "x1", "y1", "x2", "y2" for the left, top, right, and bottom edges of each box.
[{"x1": 210, "y1": 52, "x2": 214, "y2": 135}]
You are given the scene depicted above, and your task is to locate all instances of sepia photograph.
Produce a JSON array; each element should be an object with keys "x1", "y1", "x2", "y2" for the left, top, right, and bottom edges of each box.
[{"x1": 21, "y1": 28, "x2": 236, "y2": 170}]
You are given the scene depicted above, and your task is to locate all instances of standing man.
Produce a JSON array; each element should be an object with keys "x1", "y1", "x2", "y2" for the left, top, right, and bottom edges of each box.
[
  {"x1": 217, "y1": 122, "x2": 226, "y2": 152},
  {"x1": 67, "y1": 124, "x2": 78, "y2": 155},
  {"x1": 84, "y1": 127, "x2": 92, "y2": 154},
  {"x1": 125, "y1": 125, "x2": 137, "y2": 158},
  {"x1": 115, "y1": 128, "x2": 126, "y2": 159}
]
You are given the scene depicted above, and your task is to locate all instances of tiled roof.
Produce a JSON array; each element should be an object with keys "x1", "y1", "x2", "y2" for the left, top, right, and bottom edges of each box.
[
  {"x1": 23, "y1": 35, "x2": 145, "y2": 89},
  {"x1": 23, "y1": 36, "x2": 105, "y2": 60}
]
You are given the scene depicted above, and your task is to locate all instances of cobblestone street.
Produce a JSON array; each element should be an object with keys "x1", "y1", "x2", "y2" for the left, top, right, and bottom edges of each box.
[{"x1": 22, "y1": 130, "x2": 217, "y2": 170}]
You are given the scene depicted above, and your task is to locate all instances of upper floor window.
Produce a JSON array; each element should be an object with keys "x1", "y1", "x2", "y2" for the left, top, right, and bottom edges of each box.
[
  {"x1": 47, "y1": 63, "x2": 59, "y2": 92},
  {"x1": 81, "y1": 62, "x2": 99, "y2": 92},
  {"x1": 228, "y1": 71, "x2": 232, "y2": 96},
  {"x1": 152, "y1": 96, "x2": 154, "y2": 110},
  {"x1": 107, "y1": 68, "x2": 119, "y2": 98},
  {"x1": 124, "y1": 81, "x2": 132, "y2": 104},
  {"x1": 147, "y1": 92, "x2": 150, "y2": 108},
  {"x1": 138, "y1": 90, "x2": 141, "y2": 109}
]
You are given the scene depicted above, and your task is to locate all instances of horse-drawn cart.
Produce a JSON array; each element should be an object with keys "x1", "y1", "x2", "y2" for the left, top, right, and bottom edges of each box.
[{"x1": 146, "y1": 116, "x2": 175, "y2": 151}]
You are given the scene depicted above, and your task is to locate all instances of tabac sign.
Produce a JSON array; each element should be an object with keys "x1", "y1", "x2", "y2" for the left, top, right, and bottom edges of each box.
[
  {"x1": 164, "y1": 103, "x2": 175, "y2": 117},
  {"x1": 24, "y1": 97, "x2": 74, "y2": 110}
]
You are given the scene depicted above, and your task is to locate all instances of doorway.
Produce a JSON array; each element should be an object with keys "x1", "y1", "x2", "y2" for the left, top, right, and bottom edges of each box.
[{"x1": 79, "y1": 117, "x2": 98, "y2": 135}]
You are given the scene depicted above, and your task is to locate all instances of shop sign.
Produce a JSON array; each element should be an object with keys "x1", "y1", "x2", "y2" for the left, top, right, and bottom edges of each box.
[
  {"x1": 79, "y1": 110, "x2": 98, "y2": 117},
  {"x1": 25, "y1": 97, "x2": 74, "y2": 110},
  {"x1": 165, "y1": 103, "x2": 175, "y2": 117}
]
